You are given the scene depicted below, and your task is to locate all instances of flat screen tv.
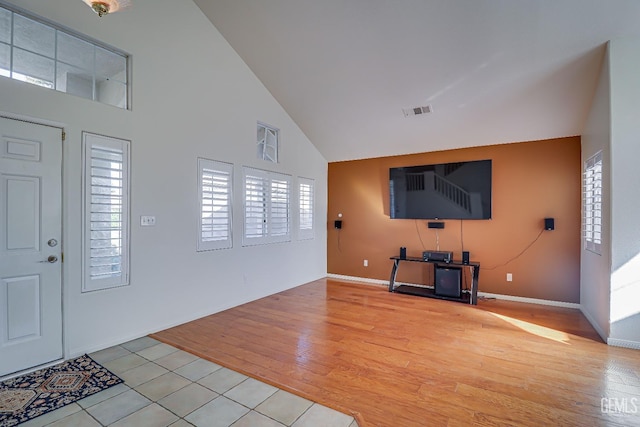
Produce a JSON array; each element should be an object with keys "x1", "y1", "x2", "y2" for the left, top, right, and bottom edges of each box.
[{"x1": 390, "y1": 159, "x2": 492, "y2": 220}]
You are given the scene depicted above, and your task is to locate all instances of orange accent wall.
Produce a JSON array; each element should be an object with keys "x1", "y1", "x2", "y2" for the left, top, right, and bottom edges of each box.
[{"x1": 327, "y1": 137, "x2": 581, "y2": 303}]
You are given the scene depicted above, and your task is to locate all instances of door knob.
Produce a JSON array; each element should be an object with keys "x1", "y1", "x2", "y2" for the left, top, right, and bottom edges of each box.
[{"x1": 40, "y1": 255, "x2": 58, "y2": 263}]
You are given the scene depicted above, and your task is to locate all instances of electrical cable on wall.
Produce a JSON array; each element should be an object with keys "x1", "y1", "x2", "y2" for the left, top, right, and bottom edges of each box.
[
  {"x1": 460, "y1": 219, "x2": 464, "y2": 253},
  {"x1": 415, "y1": 220, "x2": 426, "y2": 250},
  {"x1": 337, "y1": 229, "x2": 342, "y2": 253},
  {"x1": 484, "y1": 228, "x2": 545, "y2": 270}
]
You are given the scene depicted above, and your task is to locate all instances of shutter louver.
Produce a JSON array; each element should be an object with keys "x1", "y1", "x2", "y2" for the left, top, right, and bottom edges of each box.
[
  {"x1": 89, "y1": 147, "x2": 124, "y2": 280},
  {"x1": 82, "y1": 133, "x2": 129, "y2": 292},
  {"x1": 270, "y1": 179, "x2": 289, "y2": 236},
  {"x1": 198, "y1": 159, "x2": 233, "y2": 251},
  {"x1": 299, "y1": 178, "x2": 314, "y2": 240},
  {"x1": 245, "y1": 173, "x2": 268, "y2": 240},
  {"x1": 583, "y1": 151, "x2": 602, "y2": 255},
  {"x1": 243, "y1": 167, "x2": 291, "y2": 245}
]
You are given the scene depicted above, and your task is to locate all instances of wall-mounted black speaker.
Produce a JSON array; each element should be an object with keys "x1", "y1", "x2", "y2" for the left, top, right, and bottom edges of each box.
[
  {"x1": 334, "y1": 220, "x2": 342, "y2": 229},
  {"x1": 399, "y1": 247, "x2": 406, "y2": 259},
  {"x1": 428, "y1": 221, "x2": 445, "y2": 229},
  {"x1": 435, "y1": 267, "x2": 462, "y2": 298},
  {"x1": 462, "y1": 251, "x2": 470, "y2": 265},
  {"x1": 544, "y1": 218, "x2": 554, "y2": 231}
]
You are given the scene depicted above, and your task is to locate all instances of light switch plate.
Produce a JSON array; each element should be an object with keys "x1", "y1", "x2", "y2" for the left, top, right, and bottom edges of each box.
[{"x1": 140, "y1": 215, "x2": 156, "y2": 226}]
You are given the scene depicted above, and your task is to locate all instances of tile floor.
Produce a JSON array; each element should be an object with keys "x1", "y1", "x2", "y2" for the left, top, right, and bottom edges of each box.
[{"x1": 20, "y1": 337, "x2": 358, "y2": 427}]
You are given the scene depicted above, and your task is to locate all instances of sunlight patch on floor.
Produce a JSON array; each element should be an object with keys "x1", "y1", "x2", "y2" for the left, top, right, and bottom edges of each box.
[{"x1": 490, "y1": 312, "x2": 571, "y2": 344}]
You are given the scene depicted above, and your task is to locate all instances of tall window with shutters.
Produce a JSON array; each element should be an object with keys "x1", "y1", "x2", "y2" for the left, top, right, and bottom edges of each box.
[
  {"x1": 243, "y1": 167, "x2": 291, "y2": 245},
  {"x1": 583, "y1": 151, "x2": 603, "y2": 255},
  {"x1": 298, "y1": 177, "x2": 314, "y2": 240},
  {"x1": 198, "y1": 158, "x2": 233, "y2": 251},
  {"x1": 82, "y1": 133, "x2": 130, "y2": 292}
]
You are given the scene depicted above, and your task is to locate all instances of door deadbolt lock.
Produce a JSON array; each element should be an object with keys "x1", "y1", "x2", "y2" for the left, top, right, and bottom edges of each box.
[{"x1": 48, "y1": 239, "x2": 58, "y2": 247}]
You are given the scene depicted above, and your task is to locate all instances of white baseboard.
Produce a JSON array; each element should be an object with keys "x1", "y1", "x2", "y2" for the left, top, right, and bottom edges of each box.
[
  {"x1": 607, "y1": 338, "x2": 640, "y2": 350},
  {"x1": 478, "y1": 292, "x2": 581, "y2": 309},
  {"x1": 327, "y1": 274, "x2": 388, "y2": 286},
  {"x1": 327, "y1": 274, "x2": 580, "y2": 309}
]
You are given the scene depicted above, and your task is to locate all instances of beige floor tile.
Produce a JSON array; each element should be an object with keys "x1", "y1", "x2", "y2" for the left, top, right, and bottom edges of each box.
[
  {"x1": 224, "y1": 378, "x2": 278, "y2": 409},
  {"x1": 154, "y1": 350, "x2": 199, "y2": 371},
  {"x1": 121, "y1": 336, "x2": 160, "y2": 352},
  {"x1": 137, "y1": 343, "x2": 179, "y2": 361},
  {"x1": 103, "y1": 353, "x2": 148, "y2": 375},
  {"x1": 19, "y1": 403, "x2": 82, "y2": 427},
  {"x1": 135, "y1": 372, "x2": 192, "y2": 401},
  {"x1": 119, "y1": 362, "x2": 168, "y2": 388},
  {"x1": 255, "y1": 390, "x2": 313, "y2": 426},
  {"x1": 231, "y1": 410, "x2": 286, "y2": 427},
  {"x1": 47, "y1": 410, "x2": 101, "y2": 427},
  {"x1": 85, "y1": 389, "x2": 151, "y2": 425},
  {"x1": 169, "y1": 420, "x2": 195, "y2": 427},
  {"x1": 197, "y1": 367, "x2": 247, "y2": 394},
  {"x1": 77, "y1": 383, "x2": 129, "y2": 409},
  {"x1": 158, "y1": 383, "x2": 218, "y2": 417},
  {"x1": 292, "y1": 404, "x2": 354, "y2": 427},
  {"x1": 185, "y1": 396, "x2": 249, "y2": 427},
  {"x1": 109, "y1": 403, "x2": 179, "y2": 427},
  {"x1": 174, "y1": 359, "x2": 222, "y2": 382},
  {"x1": 89, "y1": 345, "x2": 131, "y2": 364}
]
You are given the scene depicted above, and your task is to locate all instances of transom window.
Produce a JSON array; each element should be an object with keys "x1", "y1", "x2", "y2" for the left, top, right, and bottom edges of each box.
[
  {"x1": 0, "y1": 4, "x2": 129, "y2": 109},
  {"x1": 257, "y1": 122, "x2": 279, "y2": 163},
  {"x1": 583, "y1": 151, "x2": 602, "y2": 255}
]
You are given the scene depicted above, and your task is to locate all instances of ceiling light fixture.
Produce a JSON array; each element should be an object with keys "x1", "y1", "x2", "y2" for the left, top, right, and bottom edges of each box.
[{"x1": 82, "y1": 0, "x2": 131, "y2": 17}]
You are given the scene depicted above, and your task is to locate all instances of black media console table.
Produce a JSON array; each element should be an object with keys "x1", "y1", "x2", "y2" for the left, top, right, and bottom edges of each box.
[{"x1": 389, "y1": 256, "x2": 480, "y2": 305}]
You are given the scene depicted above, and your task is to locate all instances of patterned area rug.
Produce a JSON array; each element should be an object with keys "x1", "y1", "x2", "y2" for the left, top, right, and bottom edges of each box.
[{"x1": 0, "y1": 355, "x2": 122, "y2": 426}]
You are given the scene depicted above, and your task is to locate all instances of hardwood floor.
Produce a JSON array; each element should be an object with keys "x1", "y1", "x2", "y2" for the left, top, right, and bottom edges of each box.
[{"x1": 151, "y1": 279, "x2": 640, "y2": 427}]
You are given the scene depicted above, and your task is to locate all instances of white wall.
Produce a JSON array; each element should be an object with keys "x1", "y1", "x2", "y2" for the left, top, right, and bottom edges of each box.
[
  {"x1": 608, "y1": 38, "x2": 640, "y2": 347},
  {"x1": 580, "y1": 44, "x2": 611, "y2": 341},
  {"x1": 581, "y1": 39, "x2": 640, "y2": 348},
  {"x1": 0, "y1": 0, "x2": 327, "y2": 357}
]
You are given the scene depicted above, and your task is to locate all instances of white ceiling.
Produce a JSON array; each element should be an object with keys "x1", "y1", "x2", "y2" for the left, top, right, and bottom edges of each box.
[{"x1": 194, "y1": 0, "x2": 640, "y2": 162}]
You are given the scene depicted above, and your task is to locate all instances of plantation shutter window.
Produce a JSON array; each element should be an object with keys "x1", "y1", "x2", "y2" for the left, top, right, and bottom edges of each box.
[
  {"x1": 82, "y1": 133, "x2": 130, "y2": 292},
  {"x1": 583, "y1": 151, "x2": 603, "y2": 255},
  {"x1": 198, "y1": 158, "x2": 233, "y2": 251},
  {"x1": 243, "y1": 167, "x2": 291, "y2": 245},
  {"x1": 298, "y1": 177, "x2": 314, "y2": 240}
]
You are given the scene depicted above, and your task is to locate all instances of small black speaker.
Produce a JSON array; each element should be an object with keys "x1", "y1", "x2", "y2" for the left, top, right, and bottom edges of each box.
[
  {"x1": 334, "y1": 220, "x2": 342, "y2": 229},
  {"x1": 399, "y1": 247, "x2": 406, "y2": 259},
  {"x1": 435, "y1": 267, "x2": 462, "y2": 298},
  {"x1": 544, "y1": 218, "x2": 554, "y2": 231},
  {"x1": 428, "y1": 221, "x2": 445, "y2": 229},
  {"x1": 462, "y1": 251, "x2": 470, "y2": 265}
]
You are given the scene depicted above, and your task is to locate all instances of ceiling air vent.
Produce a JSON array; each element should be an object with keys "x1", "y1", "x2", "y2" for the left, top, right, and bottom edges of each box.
[{"x1": 403, "y1": 105, "x2": 433, "y2": 118}]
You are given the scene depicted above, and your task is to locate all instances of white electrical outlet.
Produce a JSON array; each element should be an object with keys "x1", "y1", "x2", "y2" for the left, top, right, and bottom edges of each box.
[
  {"x1": 363, "y1": 259, "x2": 368, "y2": 267},
  {"x1": 140, "y1": 215, "x2": 156, "y2": 226},
  {"x1": 506, "y1": 273, "x2": 513, "y2": 282}
]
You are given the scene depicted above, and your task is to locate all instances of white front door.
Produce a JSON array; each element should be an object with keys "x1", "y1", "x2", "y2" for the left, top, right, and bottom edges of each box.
[{"x1": 0, "y1": 117, "x2": 63, "y2": 377}]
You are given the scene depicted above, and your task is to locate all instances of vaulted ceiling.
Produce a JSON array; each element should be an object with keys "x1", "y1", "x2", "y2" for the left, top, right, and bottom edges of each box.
[{"x1": 194, "y1": 0, "x2": 640, "y2": 162}]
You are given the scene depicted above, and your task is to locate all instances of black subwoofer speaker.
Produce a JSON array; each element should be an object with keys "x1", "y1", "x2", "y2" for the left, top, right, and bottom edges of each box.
[
  {"x1": 462, "y1": 251, "x2": 470, "y2": 265},
  {"x1": 399, "y1": 247, "x2": 406, "y2": 259},
  {"x1": 435, "y1": 267, "x2": 462, "y2": 298}
]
